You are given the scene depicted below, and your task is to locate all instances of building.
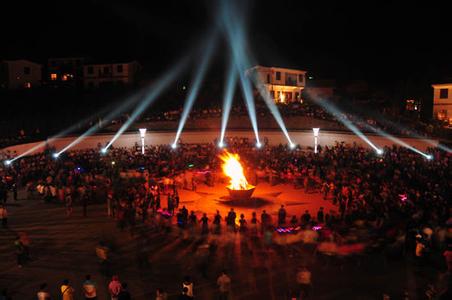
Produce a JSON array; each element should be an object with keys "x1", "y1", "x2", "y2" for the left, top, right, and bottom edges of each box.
[
  {"x1": 0, "y1": 59, "x2": 42, "y2": 90},
  {"x1": 431, "y1": 83, "x2": 452, "y2": 124},
  {"x1": 47, "y1": 57, "x2": 84, "y2": 88},
  {"x1": 83, "y1": 61, "x2": 141, "y2": 89},
  {"x1": 246, "y1": 65, "x2": 306, "y2": 103}
]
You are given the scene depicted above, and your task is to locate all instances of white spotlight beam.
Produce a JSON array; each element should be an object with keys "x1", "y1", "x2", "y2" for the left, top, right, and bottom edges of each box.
[
  {"x1": 172, "y1": 35, "x2": 217, "y2": 146},
  {"x1": 219, "y1": 60, "x2": 238, "y2": 146}
]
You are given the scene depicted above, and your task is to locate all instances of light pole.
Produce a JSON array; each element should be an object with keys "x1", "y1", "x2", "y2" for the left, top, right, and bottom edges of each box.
[
  {"x1": 139, "y1": 128, "x2": 147, "y2": 154},
  {"x1": 312, "y1": 128, "x2": 320, "y2": 154}
]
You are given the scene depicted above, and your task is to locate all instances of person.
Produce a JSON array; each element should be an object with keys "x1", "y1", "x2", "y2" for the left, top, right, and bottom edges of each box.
[
  {"x1": 60, "y1": 279, "x2": 75, "y2": 300},
  {"x1": 182, "y1": 276, "x2": 194, "y2": 298},
  {"x1": 217, "y1": 270, "x2": 231, "y2": 300},
  {"x1": 37, "y1": 283, "x2": 51, "y2": 300},
  {"x1": 108, "y1": 275, "x2": 122, "y2": 300},
  {"x1": 200, "y1": 213, "x2": 209, "y2": 235},
  {"x1": 82, "y1": 274, "x2": 97, "y2": 300},
  {"x1": 278, "y1": 205, "x2": 286, "y2": 225},
  {"x1": 156, "y1": 288, "x2": 168, "y2": 300},
  {"x1": 14, "y1": 236, "x2": 25, "y2": 267},
  {"x1": 0, "y1": 204, "x2": 7, "y2": 228},
  {"x1": 301, "y1": 210, "x2": 311, "y2": 225},
  {"x1": 227, "y1": 208, "x2": 236, "y2": 231},
  {"x1": 296, "y1": 266, "x2": 312, "y2": 298},
  {"x1": 239, "y1": 214, "x2": 247, "y2": 232},
  {"x1": 261, "y1": 210, "x2": 270, "y2": 233},
  {"x1": 178, "y1": 287, "x2": 192, "y2": 300},
  {"x1": 65, "y1": 192, "x2": 73, "y2": 216},
  {"x1": 213, "y1": 210, "x2": 222, "y2": 234},
  {"x1": 118, "y1": 283, "x2": 131, "y2": 300},
  {"x1": 317, "y1": 207, "x2": 324, "y2": 223}
]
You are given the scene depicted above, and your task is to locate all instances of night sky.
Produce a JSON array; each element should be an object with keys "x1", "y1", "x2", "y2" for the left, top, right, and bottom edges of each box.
[{"x1": 2, "y1": 0, "x2": 451, "y2": 88}]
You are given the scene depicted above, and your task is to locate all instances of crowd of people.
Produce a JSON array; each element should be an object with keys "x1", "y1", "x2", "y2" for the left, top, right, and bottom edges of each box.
[{"x1": 0, "y1": 139, "x2": 451, "y2": 299}]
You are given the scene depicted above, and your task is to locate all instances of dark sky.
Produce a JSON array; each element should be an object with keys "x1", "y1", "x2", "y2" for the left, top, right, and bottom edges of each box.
[{"x1": 2, "y1": 0, "x2": 451, "y2": 87}]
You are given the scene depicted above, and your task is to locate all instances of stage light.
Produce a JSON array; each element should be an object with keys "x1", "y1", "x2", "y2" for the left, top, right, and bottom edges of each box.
[
  {"x1": 139, "y1": 128, "x2": 146, "y2": 155},
  {"x1": 376, "y1": 149, "x2": 384, "y2": 155},
  {"x1": 111, "y1": 161, "x2": 116, "y2": 165},
  {"x1": 4, "y1": 160, "x2": 11, "y2": 166},
  {"x1": 52, "y1": 153, "x2": 59, "y2": 159},
  {"x1": 426, "y1": 154, "x2": 433, "y2": 160},
  {"x1": 101, "y1": 148, "x2": 107, "y2": 154},
  {"x1": 219, "y1": 60, "x2": 237, "y2": 147},
  {"x1": 173, "y1": 34, "x2": 217, "y2": 147},
  {"x1": 256, "y1": 142, "x2": 262, "y2": 148},
  {"x1": 289, "y1": 143, "x2": 296, "y2": 149},
  {"x1": 171, "y1": 143, "x2": 177, "y2": 149},
  {"x1": 218, "y1": 141, "x2": 225, "y2": 148}
]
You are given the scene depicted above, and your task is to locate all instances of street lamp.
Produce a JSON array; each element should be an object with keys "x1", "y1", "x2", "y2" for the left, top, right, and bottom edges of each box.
[
  {"x1": 139, "y1": 128, "x2": 147, "y2": 155},
  {"x1": 312, "y1": 128, "x2": 320, "y2": 154}
]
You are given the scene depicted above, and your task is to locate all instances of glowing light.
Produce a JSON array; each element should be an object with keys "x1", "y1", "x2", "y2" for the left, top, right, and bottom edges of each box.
[
  {"x1": 52, "y1": 153, "x2": 59, "y2": 159},
  {"x1": 289, "y1": 143, "x2": 296, "y2": 149},
  {"x1": 171, "y1": 143, "x2": 177, "y2": 149},
  {"x1": 218, "y1": 141, "x2": 225, "y2": 148},
  {"x1": 4, "y1": 160, "x2": 12, "y2": 166},
  {"x1": 173, "y1": 34, "x2": 216, "y2": 146},
  {"x1": 256, "y1": 142, "x2": 262, "y2": 148},
  {"x1": 219, "y1": 60, "x2": 237, "y2": 147},
  {"x1": 100, "y1": 148, "x2": 107, "y2": 154},
  {"x1": 111, "y1": 161, "x2": 116, "y2": 165},
  {"x1": 219, "y1": 151, "x2": 250, "y2": 190},
  {"x1": 313, "y1": 128, "x2": 320, "y2": 153},
  {"x1": 376, "y1": 149, "x2": 384, "y2": 155},
  {"x1": 139, "y1": 128, "x2": 146, "y2": 155},
  {"x1": 426, "y1": 154, "x2": 433, "y2": 160}
]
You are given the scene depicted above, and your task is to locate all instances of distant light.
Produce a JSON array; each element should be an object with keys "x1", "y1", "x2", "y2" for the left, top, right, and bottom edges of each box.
[
  {"x1": 218, "y1": 141, "x2": 225, "y2": 148},
  {"x1": 256, "y1": 142, "x2": 262, "y2": 148},
  {"x1": 100, "y1": 148, "x2": 107, "y2": 154},
  {"x1": 139, "y1": 128, "x2": 147, "y2": 138},
  {"x1": 171, "y1": 143, "x2": 177, "y2": 149},
  {"x1": 52, "y1": 153, "x2": 59, "y2": 159},
  {"x1": 289, "y1": 143, "x2": 296, "y2": 149},
  {"x1": 182, "y1": 85, "x2": 187, "y2": 90},
  {"x1": 111, "y1": 161, "x2": 116, "y2": 165},
  {"x1": 312, "y1": 128, "x2": 320, "y2": 137},
  {"x1": 426, "y1": 154, "x2": 433, "y2": 160},
  {"x1": 4, "y1": 160, "x2": 12, "y2": 166},
  {"x1": 308, "y1": 76, "x2": 313, "y2": 80},
  {"x1": 376, "y1": 149, "x2": 384, "y2": 155}
]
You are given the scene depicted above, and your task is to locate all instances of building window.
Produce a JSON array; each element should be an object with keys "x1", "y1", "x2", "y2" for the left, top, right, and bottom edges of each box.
[
  {"x1": 24, "y1": 67, "x2": 31, "y2": 75},
  {"x1": 266, "y1": 74, "x2": 270, "y2": 83},
  {"x1": 24, "y1": 82, "x2": 31, "y2": 88},
  {"x1": 298, "y1": 74, "x2": 304, "y2": 83},
  {"x1": 117, "y1": 65, "x2": 123, "y2": 73},
  {"x1": 276, "y1": 72, "x2": 281, "y2": 80},
  {"x1": 50, "y1": 73, "x2": 57, "y2": 80},
  {"x1": 103, "y1": 66, "x2": 110, "y2": 74},
  {"x1": 87, "y1": 66, "x2": 94, "y2": 74},
  {"x1": 62, "y1": 74, "x2": 68, "y2": 81},
  {"x1": 439, "y1": 88, "x2": 449, "y2": 99}
]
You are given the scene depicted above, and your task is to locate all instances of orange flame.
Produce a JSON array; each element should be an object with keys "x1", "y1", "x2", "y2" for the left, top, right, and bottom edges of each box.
[{"x1": 219, "y1": 151, "x2": 249, "y2": 190}]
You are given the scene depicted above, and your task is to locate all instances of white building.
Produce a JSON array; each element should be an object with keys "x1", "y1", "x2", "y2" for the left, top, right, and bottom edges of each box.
[
  {"x1": 0, "y1": 59, "x2": 42, "y2": 89},
  {"x1": 431, "y1": 83, "x2": 452, "y2": 124},
  {"x1": 83, "y1": 61, "x2": 140, "y2": 89},
  {"x1": 246, "y1": 65, "x2": 306, "y2": 103}
]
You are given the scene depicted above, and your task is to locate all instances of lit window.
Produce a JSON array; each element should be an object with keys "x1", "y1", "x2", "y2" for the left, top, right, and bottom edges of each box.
[
  {"x1": 50, "y1": 73, "x2": 57, "y2": 80},
  {"x1": 62, "y1": 74, "x2": 68, "y2": 81},
  {"x1": 24, "y1": 82, "x2": 31, "y2": 88},
  {"x1": 439, "y1": 88, "x2": 449, "y2": 99}
]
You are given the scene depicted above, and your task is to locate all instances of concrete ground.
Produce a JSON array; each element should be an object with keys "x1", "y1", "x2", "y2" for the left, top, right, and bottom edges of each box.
[{"x1": 0, "y1": 183, "x2": 445, "y2": 300}]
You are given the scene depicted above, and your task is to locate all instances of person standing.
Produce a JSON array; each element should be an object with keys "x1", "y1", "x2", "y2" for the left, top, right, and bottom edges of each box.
[
  {"x1": 0, "y1": 204, "x2": 7, "y2": 228},
  {"x1": 37, "y1": 283, "x2": 51, "y2": 300},
  {"x1": 182, "y1": 276, "x2": 194, "y2": 298},
  {"x1": 60, "y1": 279, "x2": 75, "y2": 300},
  {"x1": 296, "y1": 266, "x2": 312, "y2": 298},
  {"x1": 82, "y1": 274, "x2": 97, "y2": 300},
  {"x1": 14, "y1": 236, "x2": 25, "y2": 267},
  {"x1": 117, "y1": 283, "x2": 131, "y2": 300},
  {"x1": 156, "y1": 288, "x2": 168, "y2": 300},
  {"x1": 213, "y1": 210, "x2": 222, "y2": 234},
  {"x1": 278, "y1": 205, "x2": 287, "y2": 225},
  {"x1": 108, "y1": 275, "x2": 122, "y2": 300},
  {"x1": 217, "y1": 270, "x2": 231, "y2": 300},
  {"x1": 200, "y1": 213, "x2": 209, "y2": 235}
]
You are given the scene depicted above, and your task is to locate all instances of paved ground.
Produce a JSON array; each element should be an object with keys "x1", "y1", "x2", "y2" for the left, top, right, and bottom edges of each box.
[{"x1": 0, "y1": 184, "x2": 447, "y2": 300}]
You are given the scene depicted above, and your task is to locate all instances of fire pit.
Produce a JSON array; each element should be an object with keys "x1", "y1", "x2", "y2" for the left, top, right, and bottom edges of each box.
[
  {"x1": 219, "y1": 151, "x2": 255, "y2": 201},
  {"x1": 226, "y1": 185, "x2": 255, "y2": 200}
]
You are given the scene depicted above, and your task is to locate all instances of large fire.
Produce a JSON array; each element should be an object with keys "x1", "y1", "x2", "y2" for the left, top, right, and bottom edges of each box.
[{"x1": 219, "y1": 151, "x2": 250, "y2": 190}]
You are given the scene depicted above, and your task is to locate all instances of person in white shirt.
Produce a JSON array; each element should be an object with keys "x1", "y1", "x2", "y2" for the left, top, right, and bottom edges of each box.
[
  {"x1": 37, "y1": 283, "x2": 51, "y2": 300},
  {"x1": 182, "y1": 276, "x2": 194, "y2": 298}
]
